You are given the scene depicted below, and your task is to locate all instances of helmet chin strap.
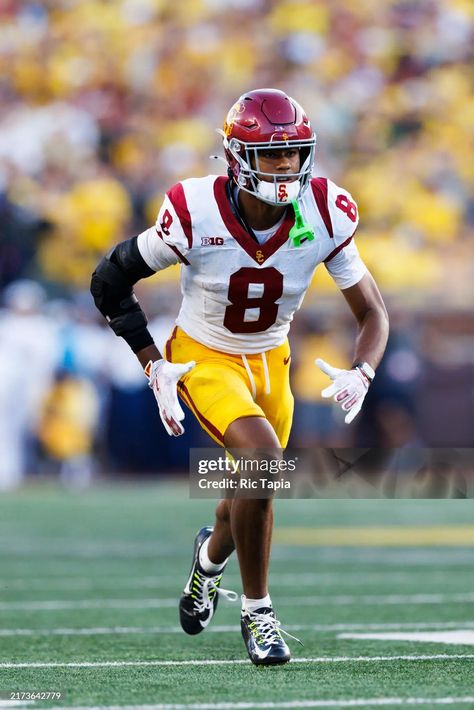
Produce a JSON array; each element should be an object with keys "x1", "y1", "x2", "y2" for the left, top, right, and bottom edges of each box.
[{"x1": 256, "y1": 179, "x2": 301, "y2": 204}]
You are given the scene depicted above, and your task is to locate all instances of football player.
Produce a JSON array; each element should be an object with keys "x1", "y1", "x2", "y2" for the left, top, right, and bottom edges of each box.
[{"x1": 91, "y1": 88, "x2": 389, "y2": 665}]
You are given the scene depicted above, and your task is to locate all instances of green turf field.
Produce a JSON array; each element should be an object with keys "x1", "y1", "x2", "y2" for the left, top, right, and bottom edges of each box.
[{"x1": 1, "y1": 483, "x2": 474, "y2": 709}]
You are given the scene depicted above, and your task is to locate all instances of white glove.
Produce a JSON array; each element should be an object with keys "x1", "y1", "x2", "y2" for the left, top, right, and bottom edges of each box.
[
  {"x1": 315, "y1": 358, "x2": 371, "y2": 424},
  {"x1": 145, "y1": 359, "x2": 195, "y2": 436}
]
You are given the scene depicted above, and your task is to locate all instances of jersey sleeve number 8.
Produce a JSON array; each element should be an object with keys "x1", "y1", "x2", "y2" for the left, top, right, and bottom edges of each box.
[{"x1": 223, "y1": 267, "x2": 284, "y2": 333}]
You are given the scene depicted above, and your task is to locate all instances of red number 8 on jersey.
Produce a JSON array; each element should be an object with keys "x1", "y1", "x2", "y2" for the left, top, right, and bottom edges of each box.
[
  {"x1": 224, "y1": 267, "x2": 283, "y2": 333},
  {"x1": 335, "y1": 194, "x2": 358, "y2": 223}
]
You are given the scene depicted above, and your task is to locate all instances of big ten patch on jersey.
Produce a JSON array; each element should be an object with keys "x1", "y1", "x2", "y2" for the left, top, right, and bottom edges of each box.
[{"x1": 201, "y1": 237, "x2": 225, "y2": 246}]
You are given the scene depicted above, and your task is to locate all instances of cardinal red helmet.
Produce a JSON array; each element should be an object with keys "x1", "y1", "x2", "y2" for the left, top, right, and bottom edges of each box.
[{"x1": 219, "y1": 88, "x2": 316, "y2": 206}]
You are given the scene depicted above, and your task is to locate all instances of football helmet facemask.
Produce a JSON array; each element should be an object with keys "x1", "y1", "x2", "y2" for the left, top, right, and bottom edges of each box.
[{"x1": 218, "y1": 88, "x2": 316, "y2": 206}]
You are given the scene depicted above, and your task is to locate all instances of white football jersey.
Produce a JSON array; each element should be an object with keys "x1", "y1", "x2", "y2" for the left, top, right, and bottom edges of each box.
[{"x1": 138, "y1": 175, "x2": 367, "y2": 354}]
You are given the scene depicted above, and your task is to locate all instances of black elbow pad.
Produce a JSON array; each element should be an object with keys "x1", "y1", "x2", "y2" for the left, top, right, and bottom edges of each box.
[
  {"x1": 110, "y1": 236, "x2": 155, "y2": 283},
  {"x1": 90, "y1": 257, "x2": 133, "y2": 316},
  {"x1": 91, "y1": 236, "x2": 155, "y2": 352},
  {"x1": 91, "y1": 236, "x2": 154, "y2": 313}
]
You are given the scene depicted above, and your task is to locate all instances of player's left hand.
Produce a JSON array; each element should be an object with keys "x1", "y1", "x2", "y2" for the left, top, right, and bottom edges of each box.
[
  {"x1": 315, "y1": 358, "x2": 370, "y2": 424},
  {"x1": 145, "y1": 359, "x2": 195, "y2": 436}
]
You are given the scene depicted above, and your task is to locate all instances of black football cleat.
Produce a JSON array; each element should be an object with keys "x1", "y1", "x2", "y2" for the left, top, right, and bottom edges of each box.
[
  {"x1": 241, "y1": 604, "x2": 301, "y2": 666},
  {"x1": 179, "y1": 526, "x2": 237, "y2": 635}
]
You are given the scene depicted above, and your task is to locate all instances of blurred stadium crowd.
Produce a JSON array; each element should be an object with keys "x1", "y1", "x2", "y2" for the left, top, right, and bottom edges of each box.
[{"x1": 0, "y1": 0, "x2": 473, "y2": 488}]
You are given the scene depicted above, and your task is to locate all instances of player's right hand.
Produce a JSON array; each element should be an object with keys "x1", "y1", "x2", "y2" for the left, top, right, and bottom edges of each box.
[{"x1": 145, "y1": 359, "x2": 195, "y2": 437}]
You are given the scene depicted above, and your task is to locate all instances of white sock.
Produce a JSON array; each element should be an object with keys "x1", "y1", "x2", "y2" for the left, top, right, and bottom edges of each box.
[
  {"x1": 199, "y1": 536, "x2": 227, "y2": 574},
  {"x1": 242, "y1": 594, "x2": 272, "y2": 613}
]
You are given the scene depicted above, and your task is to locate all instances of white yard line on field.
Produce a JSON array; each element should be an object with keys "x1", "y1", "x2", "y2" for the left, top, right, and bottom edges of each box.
[
  {"x1": 0, "y1": 654, "x2": 473, "y2": 669},
  {"x1": 0, "y1": 599, "x2": 175, "y2": 611},
  {"x1": 0, "y1": 570, "x2": 456, "y2": 591},
  {"x1": 339, "y1": 630, "x2": 474, "y2": 645},
  {"x1": 14, "y1": 697, "x2": 474, "y2": 709},
  {"x1": 1, "y1": 592, "x2": 474, "y2": 611},
  {"x1": 1, "y1": 621, "x2": 474, "y2": 638},
  {"x1": 278, "y1": 592, "x2": 474, "y2": 606}
]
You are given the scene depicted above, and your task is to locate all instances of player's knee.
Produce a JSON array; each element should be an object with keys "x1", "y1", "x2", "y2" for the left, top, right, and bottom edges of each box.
[{"x1": 224, "y1": 416, "x2": 281, "y2": 450}]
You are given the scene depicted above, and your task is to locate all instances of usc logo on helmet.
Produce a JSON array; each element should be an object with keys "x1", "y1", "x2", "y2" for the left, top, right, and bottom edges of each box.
[
  {"x1": 224, "y1": 102, "x2": 245, "y2": 137},
  {"x1": 229, "y1": 102, "x2": 245, "y2": 117}
]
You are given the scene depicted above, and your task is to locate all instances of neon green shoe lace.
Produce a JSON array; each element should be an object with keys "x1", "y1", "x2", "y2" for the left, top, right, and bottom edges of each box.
[{"x1": 190, "y1": 569, "x2": 237, "y2": 615}]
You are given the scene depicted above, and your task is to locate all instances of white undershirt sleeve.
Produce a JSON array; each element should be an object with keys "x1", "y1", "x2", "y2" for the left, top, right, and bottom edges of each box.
[{"x1": 325, "y1": 239, "x2": 368, "y2": 290}]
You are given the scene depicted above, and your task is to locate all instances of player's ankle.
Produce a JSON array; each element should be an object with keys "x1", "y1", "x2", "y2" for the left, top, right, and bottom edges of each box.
[
  {"x1": 199, "y1": 536, "x2": 227, "y2": 574},
  {"x1": 241, "y1": 593, "x2": 272, "y2": 613}
]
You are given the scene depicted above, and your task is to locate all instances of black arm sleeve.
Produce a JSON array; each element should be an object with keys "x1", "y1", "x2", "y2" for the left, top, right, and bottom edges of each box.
[{"x1": 90, "y1": 236, "x2": 156, "y2": 353}]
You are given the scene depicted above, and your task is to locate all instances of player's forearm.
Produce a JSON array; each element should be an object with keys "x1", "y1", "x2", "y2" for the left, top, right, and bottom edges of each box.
[
  {"x1": 342, "y1": 272, "x2": 389, "y2": 372},
  {"x1": 135, "y1": 343, "x2": 163, "y2": 370},
  {"x1": 352, "y1": 305, "x2": 389, "y2": 370}
]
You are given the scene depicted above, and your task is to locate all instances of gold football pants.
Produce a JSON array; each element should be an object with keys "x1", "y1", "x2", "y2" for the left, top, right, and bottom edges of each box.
[{"x1": 164, "y1": 326, "x2": 294, "y2": 447}]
